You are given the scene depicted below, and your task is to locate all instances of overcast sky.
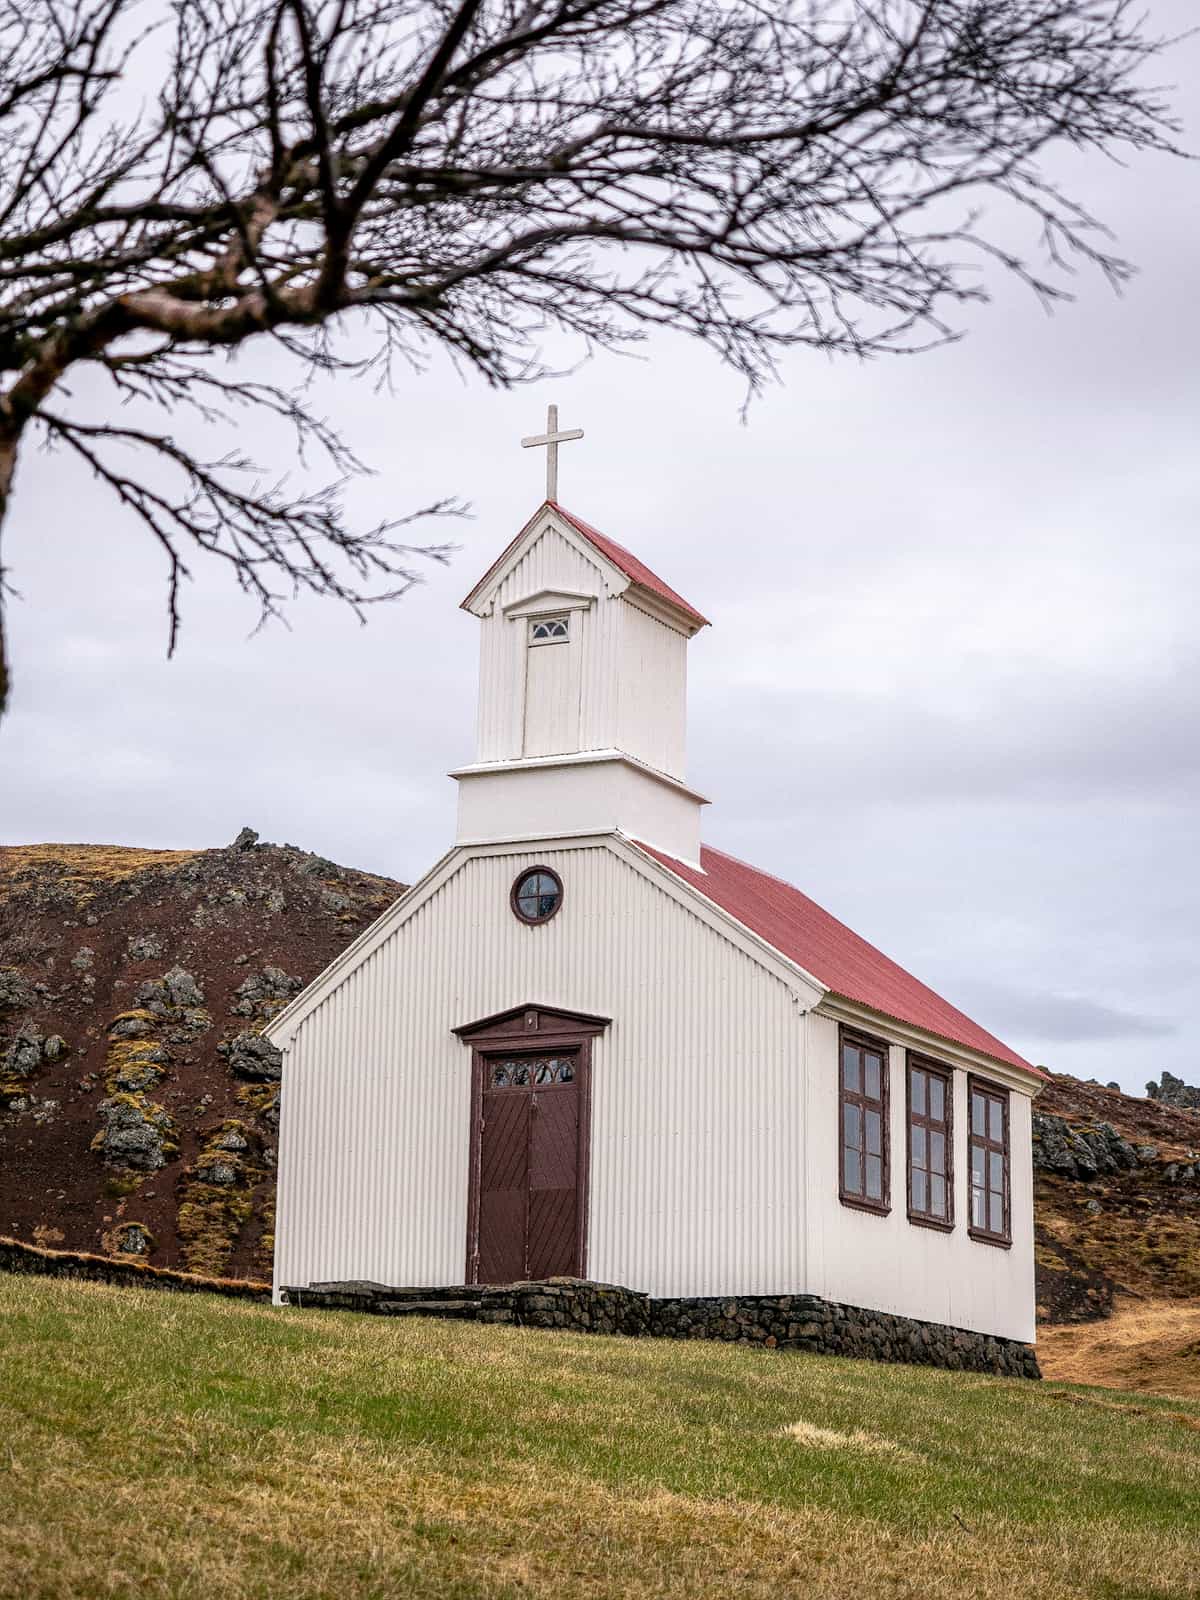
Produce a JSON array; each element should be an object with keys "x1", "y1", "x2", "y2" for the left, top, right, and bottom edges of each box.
[{"x1": 2, "y1": 4, "x2": 1197, "y2": 1094}]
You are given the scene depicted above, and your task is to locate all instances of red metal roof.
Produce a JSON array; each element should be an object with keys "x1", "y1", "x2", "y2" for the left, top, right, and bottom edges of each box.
[
  {"x1": 635, "y1": 842, "x2": 1041, "y2": 1077},
  {"x1": 549, "y1": 503, "x2": 708, "y2": 628}
]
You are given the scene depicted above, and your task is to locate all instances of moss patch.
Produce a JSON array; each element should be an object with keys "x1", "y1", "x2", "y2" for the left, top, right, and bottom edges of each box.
[{"x1": 176, "y1": 1121, "x2": 268, "y2": 1276}]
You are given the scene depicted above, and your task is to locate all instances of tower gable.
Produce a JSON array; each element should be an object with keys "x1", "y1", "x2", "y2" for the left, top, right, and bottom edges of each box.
[{"x1": 452, "y1": 502, "x2": 708, "y2": 863}]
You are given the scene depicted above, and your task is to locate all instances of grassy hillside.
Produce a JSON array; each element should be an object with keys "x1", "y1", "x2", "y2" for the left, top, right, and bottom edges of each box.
[
  {"x1": 2, "y1": 1274, "x2": 1198, "y2": 1600},
  {"x1": 1038, "y1": 1298, "x2": 1200, "y2": 1400}
]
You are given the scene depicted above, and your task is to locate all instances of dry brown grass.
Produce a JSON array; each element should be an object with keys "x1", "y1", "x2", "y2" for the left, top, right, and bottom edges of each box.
[
  {"x1": 1, "y1": 1272, "x2": 1198, "y2": 1600},
  {"x1": 1039, "y1": 1297, "x2": 1200, "y2": 1401},
  {"x1": 0, "y1": 841, "x2": 200, "y2": 897}
]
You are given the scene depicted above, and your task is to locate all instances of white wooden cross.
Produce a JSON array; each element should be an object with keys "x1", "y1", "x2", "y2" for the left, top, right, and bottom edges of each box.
[{"x1": 521, "y1": 404, "x2": 583, "y2": 502}]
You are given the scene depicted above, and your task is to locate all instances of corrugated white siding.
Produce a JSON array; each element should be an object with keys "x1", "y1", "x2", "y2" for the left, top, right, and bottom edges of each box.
[
  {"x1": 273, "y1": 839, "x2": 807, "y2": 1300},
  {"x1": 616, "y1": 600, "x2": 687, "y2": 779},
  {"x1": 802, "y1": 1011, "x2": 1038, "y2": 1342},
  {"x1": 522, "y1": 636, "x2": 582, "y2": 755}
]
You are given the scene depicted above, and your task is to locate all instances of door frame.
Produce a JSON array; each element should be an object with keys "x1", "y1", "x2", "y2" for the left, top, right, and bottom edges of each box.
[{"x1": 454, "y1": 1003, "x2": 610, "y2": 1285}]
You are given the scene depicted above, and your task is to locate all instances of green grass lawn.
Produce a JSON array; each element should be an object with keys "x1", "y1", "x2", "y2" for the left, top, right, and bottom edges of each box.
[{"x1": 1, "y1": 1273, "x2": 1198, "y2": 1599}]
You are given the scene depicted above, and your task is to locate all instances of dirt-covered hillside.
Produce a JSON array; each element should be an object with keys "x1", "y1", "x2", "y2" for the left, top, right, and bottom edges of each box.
[
  {"x1": 1033, "y1": 1073, "x2": 1200, "y2": 1323},
  {"x1": 0, "y1": 835, "x2": 403, "y2": 1279}
]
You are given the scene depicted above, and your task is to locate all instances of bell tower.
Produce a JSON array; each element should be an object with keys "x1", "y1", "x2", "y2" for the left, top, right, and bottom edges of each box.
[{"x1": 451, "y1": 412, "x2": 709, "y2": 865}]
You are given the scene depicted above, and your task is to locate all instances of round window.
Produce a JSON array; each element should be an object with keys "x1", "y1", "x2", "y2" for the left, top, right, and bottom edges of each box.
[{"x1": 511, "y1": 867, "x2": 563, "y2": 925}]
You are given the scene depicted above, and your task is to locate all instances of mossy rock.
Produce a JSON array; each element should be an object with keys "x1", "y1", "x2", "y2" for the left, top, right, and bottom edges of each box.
[
  {"x1": 107, "y1": 1009, "x2": 159, "y2": 1040},
  {"x1": 92, "y1": 1092, "x2": 178, "y2": 1171},
  {"x1": 102, "y1": 1220, "x2": 156, "y2": 1257},
  {"x1": 104, "y1": 1038, "x2": 169, "y2": 1095},
  {"x1": 235, "y1": 1082, "x2": 281, "y2": 1132}
]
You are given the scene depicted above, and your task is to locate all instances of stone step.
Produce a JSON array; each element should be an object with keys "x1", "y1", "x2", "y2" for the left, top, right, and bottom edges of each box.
[
  {"x1": 282, "y1": 1284, "x2": 483, "y2": 1320},
  {"x1": 373, "y1": 1299, "x2": 481, "y2": 1320},
  {"x1": 307, "y1": 1281, "x2": 481, "y2": 1302}
]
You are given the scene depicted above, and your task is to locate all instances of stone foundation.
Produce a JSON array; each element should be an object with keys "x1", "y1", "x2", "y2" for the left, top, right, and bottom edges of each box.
[
  {"x1": 645, "y1": 1292, "x2": 1040, "y2": 1378},
  {"x1": 283, "y1": 1276, "x2": 1040, "y2": 1379}
]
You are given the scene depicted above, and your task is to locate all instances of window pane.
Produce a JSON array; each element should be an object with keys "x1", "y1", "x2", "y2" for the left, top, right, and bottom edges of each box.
[
  {"x1": 865, "y1": 1110, "x2": 882, "y2": 1157},
  {"x1": 972, "y1": 1186, "x2": 986, "y2": 1228},
  {"x1": 865, "y1": 1155, "x2": 882, "y2": 1200},
  {"x1": 972, "y1": 1093, "x2": 986, "y2": 1135},
  {"x1": 911, "y1": 1169, "x2": 927, "y2": 1213},
  {"x1": 845, "y1": 1147, "x2": 861, "y2": 1194},
  {"x1": 989, "y1": 1151, "x2": 1004, "y2": 1194},
  {"x1": 911, "y1": 1124, "x2": 926, "y2": 1167},
  {"x1": 843, "y1": 1103, "x2": 862, "y2": 1150},
  {"x1": 971, "y1": 1145, "x2": 985, "y2": 1184},
  {"x1": 531, "y1": 617, "x2": 569, "y2": 640},
  {"x1": 989, "y1": 1098, "x2": 1004, "y2": 1143},
  {"x1": 911, "y1": 1069, "x2": 926, "y2": 1116},
  {"x1": 864, "y1": 1055, "x2": 881, "y2": 1101},
  {"x1": 931, "y1": 1174, "x2": 946, "y2": 1218},
  {"x1": 989, "y1": 1192, "x2": 1005, "y2": 1235},
  {"x1": 929, "y1": 1076, "x2": 945, "y2": 1122},
  {"x1": 930, "y1": 1130, "x2": 945, "y2": 1175},
  {"x1": 843, "y1": 1047, "x2": 861, "y2": 1094}
]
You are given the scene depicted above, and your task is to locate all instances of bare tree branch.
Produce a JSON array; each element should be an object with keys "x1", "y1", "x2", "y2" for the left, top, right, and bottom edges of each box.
[{"x1": 0, "y1": 0, "x2": 1185, "y2": 720}]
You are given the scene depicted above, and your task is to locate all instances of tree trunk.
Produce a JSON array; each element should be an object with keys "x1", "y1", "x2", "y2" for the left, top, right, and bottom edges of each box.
[{"x1": 0, "y1": 432, "x2": 18, "y2": 724}]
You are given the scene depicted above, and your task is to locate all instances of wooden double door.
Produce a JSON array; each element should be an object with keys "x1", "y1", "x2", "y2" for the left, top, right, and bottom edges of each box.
[{"x1": 457, "y1": 1005, "x2": 607, "y2": 1286}]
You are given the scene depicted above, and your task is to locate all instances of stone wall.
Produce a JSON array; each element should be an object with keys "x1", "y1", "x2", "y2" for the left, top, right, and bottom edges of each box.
[
  {"x1": 646, "y1": 1292, "x2": 1040, "y2": 1378},
  {"x1": 285, "y1": 1276, "x2": 1039, "y2": 1379},
  {"x1": 0, "y1": 1235, "x2": 271, "y2": 1302},
  {"x1": 478, "y1": 1278, "x2": 652, "y2": 1336}
]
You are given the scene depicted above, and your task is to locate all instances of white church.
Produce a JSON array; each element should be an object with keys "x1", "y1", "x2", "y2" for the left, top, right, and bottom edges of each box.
[{"x1": 269, "y1": 412, "x2": 1046, "y2": 1353}]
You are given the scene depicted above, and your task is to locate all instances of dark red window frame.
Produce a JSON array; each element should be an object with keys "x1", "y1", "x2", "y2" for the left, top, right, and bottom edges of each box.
[
  {"x1": 968, "y1": 1075, "x2": 1011, "y2": 1248},
  {"x1": 510, "y1": 865, "x2": 564, "y2": 925},
  {"x1": 906, "y1": 1053, "x2": 954, "y2": 1231},
  {"x1": 838, "y1": 1025, "x2": 890, "y2": 1215}
]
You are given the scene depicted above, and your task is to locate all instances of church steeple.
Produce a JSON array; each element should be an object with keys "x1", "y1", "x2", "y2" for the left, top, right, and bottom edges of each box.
[{"x1": 450, "y1": 468, "x2": 709, "y2": 865}]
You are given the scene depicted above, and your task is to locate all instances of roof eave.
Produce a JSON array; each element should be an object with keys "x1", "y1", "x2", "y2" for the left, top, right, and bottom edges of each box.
[{"x1": 815, "y1": 993, "x2": 1047, "y2": 1091}]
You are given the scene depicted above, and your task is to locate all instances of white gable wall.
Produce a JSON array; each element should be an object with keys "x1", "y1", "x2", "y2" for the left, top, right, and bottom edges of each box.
[
  {"x1": 802, "y1": 1010, "x2": 1037, "y2": 1343},
  {"x1": 273, "y1": 837, "x2": 810, "y2": 1301}
]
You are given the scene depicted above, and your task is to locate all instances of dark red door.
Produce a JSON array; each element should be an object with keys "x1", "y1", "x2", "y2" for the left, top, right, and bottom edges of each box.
[{"x1": 475, "y1": 1054, "x2": 580, "y2": 1283}]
